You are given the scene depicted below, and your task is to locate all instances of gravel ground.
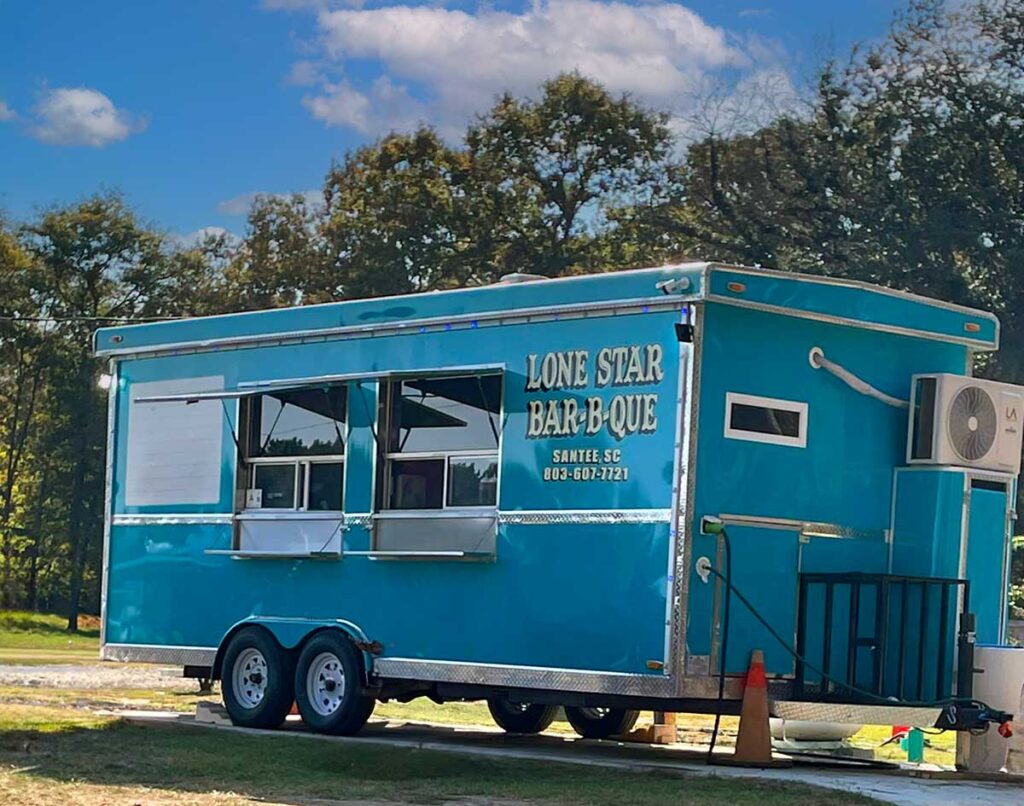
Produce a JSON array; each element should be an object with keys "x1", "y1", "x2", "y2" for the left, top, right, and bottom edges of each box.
[{"x1": 0, "y1": 662, "x2": 188, "y2": 690}]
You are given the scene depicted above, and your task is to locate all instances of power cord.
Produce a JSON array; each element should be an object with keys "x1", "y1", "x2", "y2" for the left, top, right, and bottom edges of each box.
[{"x1": 705, "y1": 519, "x2": 732, "y2": 761}]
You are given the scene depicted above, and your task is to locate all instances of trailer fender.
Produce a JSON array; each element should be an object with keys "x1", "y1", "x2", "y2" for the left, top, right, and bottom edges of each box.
[{"x1": 213, "y1": 617, "x2": 377, "y2": 681}]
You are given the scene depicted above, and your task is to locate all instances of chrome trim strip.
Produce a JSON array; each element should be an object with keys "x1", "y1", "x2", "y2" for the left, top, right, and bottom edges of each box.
[
  {"x1": 112, "y1": 513, "x2": 234, "y2": 526},
  {"x1": 98, "y1": 297, "x2": 695, "y2": 359},
  {"x1": 955, "y1": 473, "x2": 972, "y2": 688},
  {"x1": 100, "y1": 359, "x2": 118, "y2": 647},
  {"x1": 101, "y1": 643, "x2": 217, "y2": 665},
  {"x1": 1001, "y1": 479, "x2": 1016, "y2": 642},
  {"x1": 497, "y1": 509, "x2": 672, "y2": 525},
  {"x1": 376, "y1": 509, "x2": 497, "y2": 520},
  {"x1": 677, "y1": 301, "x2": 704, "y2": 695},
  {"x1": 665, "y1": 306, "x2": 692, "y2": 678},
  {"x1": 372, "y1": 657, "x2": 676, "y2": 697},
  {"x1": 236, "y1": 511, "x2": 344, "y2": 521},
  {"x1": 706, "y1": 293, "x2": 996, "y2": 350}
]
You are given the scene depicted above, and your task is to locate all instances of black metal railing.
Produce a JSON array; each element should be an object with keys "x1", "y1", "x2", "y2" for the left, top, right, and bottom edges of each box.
[{"x1": 794, "y1": 573, "x2": 971, "y2": 703}]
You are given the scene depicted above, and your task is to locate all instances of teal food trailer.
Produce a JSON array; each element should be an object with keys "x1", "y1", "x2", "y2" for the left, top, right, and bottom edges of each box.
[{"x1": 95, "y1": 263, "x2": 1021, "y2": 737}]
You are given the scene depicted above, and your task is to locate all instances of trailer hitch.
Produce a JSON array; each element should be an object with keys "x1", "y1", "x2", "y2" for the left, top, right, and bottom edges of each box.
[{"x1": 934, "y1": 703, "x2": 1013, "y2": 735}]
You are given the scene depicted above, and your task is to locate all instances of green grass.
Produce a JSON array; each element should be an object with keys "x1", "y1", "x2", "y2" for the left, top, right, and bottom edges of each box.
[
  {"x1": 0, "y1": 611, "x2": 99, "y2": 661},
  {"x1": 0, "y1": 704, "x2": 879, "y2": 806},
  {"x1": 0, "y1": 609, "x2": 957, "y2": 768}
]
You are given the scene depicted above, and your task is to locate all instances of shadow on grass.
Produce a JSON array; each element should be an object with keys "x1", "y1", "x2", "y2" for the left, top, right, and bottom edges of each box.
[{"x1": 0, "y1": 718, "x2": 879, "y2": 805}]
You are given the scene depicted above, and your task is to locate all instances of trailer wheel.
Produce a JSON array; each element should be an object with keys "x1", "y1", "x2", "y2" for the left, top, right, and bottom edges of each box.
[
  {"x1": 486, "y1": 697, "x2": 558, "y2": 734},
  {"x1": 564, "y1": 706, "x2": 639, "y2": 739},
  {"x1": 221, "y1": 628, "x2": 295, "y2": 729},
  {"x1": 294, "y1": 632, "x2": 375, "y2": 735}
]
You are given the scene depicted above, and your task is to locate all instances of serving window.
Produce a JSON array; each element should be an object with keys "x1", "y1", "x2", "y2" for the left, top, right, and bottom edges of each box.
[
  {"x1": 242, "y1": 385, "x2": 347, "y2": 511},
  {"x1": 378, "y1": 374, "x2": 501, "y2": 511}
]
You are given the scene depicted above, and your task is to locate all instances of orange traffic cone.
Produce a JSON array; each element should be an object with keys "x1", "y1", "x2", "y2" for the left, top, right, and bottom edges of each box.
[{"x1": 730, "y1": 649, "x2": 774, "y2": 766}]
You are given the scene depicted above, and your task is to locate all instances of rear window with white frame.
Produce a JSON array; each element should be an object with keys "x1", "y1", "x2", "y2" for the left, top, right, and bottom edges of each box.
[{"x1": 724, "y1": 392, "x2": 807, "y2": 448}]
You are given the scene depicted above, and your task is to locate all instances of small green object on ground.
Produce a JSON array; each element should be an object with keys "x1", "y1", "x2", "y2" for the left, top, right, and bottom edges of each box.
[{"x1": 901, "y1": 727, "x2": 926, "y2": 764}]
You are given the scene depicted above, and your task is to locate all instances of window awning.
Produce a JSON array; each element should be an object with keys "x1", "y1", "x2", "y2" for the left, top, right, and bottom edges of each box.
[{"x1": 133, "y1": 363, "x2": 505, "y2": 404}]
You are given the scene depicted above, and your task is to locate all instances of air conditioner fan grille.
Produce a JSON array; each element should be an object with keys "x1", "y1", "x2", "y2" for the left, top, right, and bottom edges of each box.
[{"x1": 948, "y1": 385, "x2": 998, "y2": 462}]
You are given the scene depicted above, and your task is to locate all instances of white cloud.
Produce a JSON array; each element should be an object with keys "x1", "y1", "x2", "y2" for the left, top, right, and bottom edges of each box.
[
  {"x1": 0, "y1": 100, "x2": 15, "y2": 122},
  {"x1": 282, "y1": 0, "x2": 784, "y2": 137},
  {"x1": 30, "y1": 87, "x2": 145, "y2": 147},
  {"x1": 217, "y1": 189, "x2": 322, "y2": 216},
  {"x1": 286, "y1": 60, "x2": 324, "y2": 87},
  {"x1": 304, "y1": 76, "x2": 427, "y2": 135}
]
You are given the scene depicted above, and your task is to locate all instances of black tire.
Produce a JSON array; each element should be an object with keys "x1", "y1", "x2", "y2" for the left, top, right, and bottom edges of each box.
[
  {"x1": 294, "y1": 631, "x2": 375, "y2": 735},
  {"x1": 221, "y1": 628, "x2": 295, "y2": 729},
  {"x1": 486, "y1": 697, "x2": 558, "y2": 734},
  {"x1": 564, "y1": 706, "x2": 640, "y2": 739}
]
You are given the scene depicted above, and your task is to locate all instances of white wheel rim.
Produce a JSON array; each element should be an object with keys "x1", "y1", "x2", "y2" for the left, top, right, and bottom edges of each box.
[
  {"x1": 232, "y1": 648, "x2": 268, "y2": 709},
  {"x1": 307, "y1": 652, "x2": 346, "y2": 716}
]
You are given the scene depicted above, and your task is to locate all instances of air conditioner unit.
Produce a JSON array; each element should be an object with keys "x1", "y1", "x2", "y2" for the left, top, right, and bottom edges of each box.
[{"x1": 907, "y1": 373, "x2": 1024, "y2": 474}]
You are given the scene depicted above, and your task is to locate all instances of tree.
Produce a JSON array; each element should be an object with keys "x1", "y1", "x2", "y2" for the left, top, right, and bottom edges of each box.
[
  {"x1": 0, "y1": 222, "x2": 48, "y2": 608},
  {"x1": 24, "y1": 194, "x2": 173, "y2": 630},
  {"x1": 322, "y1": 129, "x2": 472, "y2": 297},
  {"x1": 223, "y1": 193, "x2": 332, "y2": 310},
  {"x1": 466, "y1": 72, "x2": 672, "y2": 277}
]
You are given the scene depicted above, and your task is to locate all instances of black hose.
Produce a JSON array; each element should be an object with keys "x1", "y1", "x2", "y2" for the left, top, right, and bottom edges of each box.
[{"x1": 706, "y1": 526, "x2": 732, "y2": 761}]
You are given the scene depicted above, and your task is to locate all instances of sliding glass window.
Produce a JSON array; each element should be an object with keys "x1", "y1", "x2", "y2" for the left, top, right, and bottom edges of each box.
[
  {"x1": 243, "y1": 385, "x2": 347, "y2": 511},
  {"x1": 380, "y1": 374, "x2": 501, "y2": 510}
]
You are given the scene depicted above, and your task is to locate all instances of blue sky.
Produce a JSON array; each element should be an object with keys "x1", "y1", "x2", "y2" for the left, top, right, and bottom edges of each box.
[{"x1": 0, "y1": 0, "x2": 905, "y2": 241}]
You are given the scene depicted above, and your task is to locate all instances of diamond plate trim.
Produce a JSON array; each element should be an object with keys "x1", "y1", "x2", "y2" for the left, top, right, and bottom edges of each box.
[
  {"x1": 497, "y1": 509, "x2": 672, "y2": 525},
  {"x1": 373, "y1": 658, "x2": 676, "y2": 697},
  {"x1": 345, "y1": 513, "x2": 373, "y2": 527},
  {"x1": 102, "y1": 643, "x2": 217, "y2": 665},
  {"x1": 112, "y1": 514, "x2": 234, "y2": 526},
  {"x1": 771, "y1": 700, "x2": 942, "y2": 728}
]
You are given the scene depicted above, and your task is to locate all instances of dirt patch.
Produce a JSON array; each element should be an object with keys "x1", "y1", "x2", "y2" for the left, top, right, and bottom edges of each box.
[{"x1": 0, "y1": 663, "x2": 185, "y2": 690}]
